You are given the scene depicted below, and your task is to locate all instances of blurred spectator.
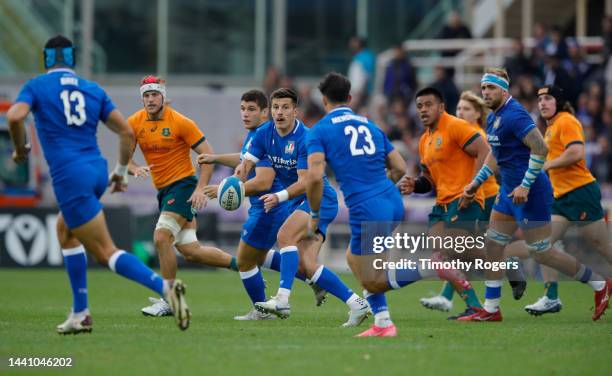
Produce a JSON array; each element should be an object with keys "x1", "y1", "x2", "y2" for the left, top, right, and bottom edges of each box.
[
  {"x1": 438, "y1": 10, "x2": 472, "y2": 40},
  {"x1": 542, "y1": 52, "x2": 576, "y2": 106},
  {"x1": 263, "y1": 65, "x2": 281, "y2": 96},
  {"x1": 430, "y1": 66, "x2": 459, "y2": 116},
  {"x1": 533, "y1": 22, "x2": 550, "y2": 53},
  {"x1": 562, "y1": 38, "x2": 592, "y2": 90},
  {"x1": 347, "y1": 36, "x2": 375, "y2": 111},
  {"x1": 504, "y1": 39, "x2": 538, "y2": 83},
  {"x1": 544, "y1": 25, "x2": 569, "y2": 60},
  {"x1": 383, "y1": 43, "x2": 417, "y2": 105},
  {"x1": 437, "y1": 10, "x2": 472, "y2": 78}
]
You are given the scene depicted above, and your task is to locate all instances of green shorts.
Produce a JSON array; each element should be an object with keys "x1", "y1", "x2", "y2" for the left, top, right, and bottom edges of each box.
[
  {"x1": 428, "y1": 198, "x2": 483, "y2": 233},
  {"x1": 157, "y1": 176, "x2": 198, "y2": 221},
  {"x1": 477, "y1": 195, "x2": 497, "y2": 232},
  {"x1": 552, "y1": 181, "x2": 604, "y2": 224}
]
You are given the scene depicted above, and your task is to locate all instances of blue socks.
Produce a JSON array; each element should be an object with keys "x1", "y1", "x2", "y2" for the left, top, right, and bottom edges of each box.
[
  {"x1": 484, "y1": 280, "x2": 502, "y2": 313},
  {"x1": 109, "y1": 250, "x2": 165, "y2": 296},
  {"x1": 62, "y1": 246, "x2": 88, "y2": 314},
  {"x1": 279, "y1": 246, "x2": 299, "y2": 291},
  {"x1": 264, "y1": 249, "x2": 307, "y2": 282},
  {"x1": 386, "y1": 265, "x2": 422, "y2": 289},
  {"x1": 240, "y1": 266, "x2": 266, "y2": 304},
  {"x1": 310, "y1": 265, "x2": 353, "y2": 302}
]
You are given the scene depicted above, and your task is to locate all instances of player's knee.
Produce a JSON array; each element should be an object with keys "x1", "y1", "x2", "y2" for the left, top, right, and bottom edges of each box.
[
  {"x1": 277, "y1": 230, "x2": 297, "y2": 248},
  {"x1": 154, "y1": 214, "x2": 181, "y2": 248},
  {"x1": 485, "y1": 228, "x2": 512, "y2": 247},
  {"x1": 527, "y1": 238, "x2": 552, "y2": 261},
  {"x1": 154, "y1": 229, "x2": 174, "y2": 250}
]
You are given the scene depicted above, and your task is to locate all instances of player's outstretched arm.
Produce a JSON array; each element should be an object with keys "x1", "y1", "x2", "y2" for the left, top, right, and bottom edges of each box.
[
  {"x1": 385, "y1": 149, "x2": 407, "y2": 183},
  {"x1": 6, "y1": 102, "x2": 31, "y2": 163},
  {"x1": 190, "y1": 140, "x2": 215, "y2": 210},
  {"x1": 198, "y1": 153, "x2": 241, "y2": 168},
  {"x1": 464, "y1": 152, "x2": 497, "y2": 198}
]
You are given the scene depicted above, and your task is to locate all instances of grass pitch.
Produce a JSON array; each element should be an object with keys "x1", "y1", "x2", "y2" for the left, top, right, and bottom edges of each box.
[{"x1": 0, "y1": 269, "x2": 610, "y2": 375}]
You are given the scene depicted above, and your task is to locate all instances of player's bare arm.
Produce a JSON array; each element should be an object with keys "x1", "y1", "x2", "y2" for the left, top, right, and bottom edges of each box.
[
  {"x1": 197, "y1": 152, "x2": 241, "y2": 168},
  {"x1": 385, "y1": 149, "x2": 407, "y2": 183},
  {"x1": 399, "y1": 164, "x2": 433, "y2": 195},
  {"x1": 235, "y1": 159, "x2": 256, "y2": 181},
  {"x1": 6, "y1": 102, "x2": 32, "y2": 163},
  {"x1": 306, "y1": 152, "x2": 326, "y2": 234},
  {"x1": 260, "y1": 169, "x2": 307, "y2": 212},
  {"x1": 104, "y1": 109, "x2": 136, "y2": 193},
  {"x1": 506, "y1": 127, "x2": 548, "y2": 204},
  {"x1": 544, "y1": 143, "x2": 583, "y2": 171},
  {"x1": 189, "y1": 140, "x2": 215, "y2": 210},
  {"x1": 464, "y1": 151, "x2": 498, "y2": 197},
  {"x1": 460, "y1": 135, "x2": 490, "y2": 207}
]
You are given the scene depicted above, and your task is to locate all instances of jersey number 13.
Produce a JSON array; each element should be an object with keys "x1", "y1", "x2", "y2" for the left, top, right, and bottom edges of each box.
[{"x1": 60, "y1": 90, "x2": 87, "y2": 126}]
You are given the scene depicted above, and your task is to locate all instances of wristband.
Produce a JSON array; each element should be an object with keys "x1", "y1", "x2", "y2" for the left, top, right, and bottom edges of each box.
[
  {"x1": 275, "y1": 189, "x2": 289, "y2": 203},
  {"x1": 114, "y1": 164, "x2": 128, "y2": 177},
  {"x1": 520, "y1": 154, "x2": 545, "y2": 189},
  {"x1": 471, "y1": 165, "x2": 493, "y2": 188},
  {"x1": 413, "y1": 176, "x2": 433, "y2": 194}
]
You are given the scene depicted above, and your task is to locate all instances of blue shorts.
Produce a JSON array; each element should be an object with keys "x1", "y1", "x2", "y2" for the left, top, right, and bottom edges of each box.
[
  {"x1": 52, "y1": 159, "x2": 108, "y2": 229},
  {"x1": 292, "y1": 187, "x2": 338, "y2": 239},
  {"x1": 493, "y1": 184, "x2": 553, "y2": 228},
  {"x1": 349, "y1": 187, "x2": 404, "y2": 255},
  {"x1": 241, "y1": 204, "x2": 290, "y2": 250}
]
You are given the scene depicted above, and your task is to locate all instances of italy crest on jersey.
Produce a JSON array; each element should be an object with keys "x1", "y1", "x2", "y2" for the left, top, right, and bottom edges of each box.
[
  {"x1": 285, "y1": 141, "x2": 295, "y2": 155},
  {"x1": 493, "y1": 117, "x2": 502, "y2": 129}
]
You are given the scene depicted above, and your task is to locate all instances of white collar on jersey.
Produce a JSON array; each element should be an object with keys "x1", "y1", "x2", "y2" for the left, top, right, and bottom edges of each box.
[
  {"x1": 495, "y1": 95, "x2": 513, "y2": 114},
  {"x1": 328, "y1": 106, "x2": 352, "y2": 114},
  {"x1": 47, "y1": 68, "x2": 76, "y2": 74}
]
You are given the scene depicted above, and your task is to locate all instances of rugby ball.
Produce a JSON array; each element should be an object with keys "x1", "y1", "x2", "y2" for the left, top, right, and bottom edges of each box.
[{"x1": 217, "y1": 176, "x2": 245, "y2": 211}]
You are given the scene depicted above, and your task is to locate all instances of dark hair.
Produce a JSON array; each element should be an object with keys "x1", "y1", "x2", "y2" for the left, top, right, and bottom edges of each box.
[
  {"x1": 270, "y1": 88, "x2": 299, "y2": 106},
  {"x1": 415, "y1": 87, "x2": 444, "y2": 103},
  {"x1": 241, "y1": 89, "x2": 268, "y2": 110},
  {"x1": 44, "y1": 35, "x2": 73, "y2": 49},
  {"x1": 318, "y1": 72, "x2": 351, "y2": 104}
]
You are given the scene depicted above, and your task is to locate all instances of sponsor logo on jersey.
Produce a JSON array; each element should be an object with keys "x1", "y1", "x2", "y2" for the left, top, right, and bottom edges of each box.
[
  {"x1": 167, "y1": 198, "x2": 175, "y2": 205},
  {"x1": 580, "y1": 211, "x2": 587, "y2": 220}
]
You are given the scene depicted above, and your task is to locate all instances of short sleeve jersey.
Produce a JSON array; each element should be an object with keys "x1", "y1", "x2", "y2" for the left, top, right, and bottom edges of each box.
[
  {"x1": 15, "y1": 68, "x2": 115, "y2": 178},
  {"x1": 544, "y1": 112, "x2": 595, "y2": 198},
  {"x1": 418, "y1": 112, "x2": 484, "y2": 205},
  {"x1": 128, "y1": 107, "x2": 205, "y2": 189}
]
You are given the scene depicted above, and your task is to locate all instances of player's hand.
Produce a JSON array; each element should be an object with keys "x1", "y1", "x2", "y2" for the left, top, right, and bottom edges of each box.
[
  {"x1": 202, "y1": 184, "x2": 219, "y2": 199},
  {"x1": 197, "y1": 154, "x2": 216, "y2": 165},
  {"x1": 398, "y1": 176, "x2": 415, "y2": 195},
  {"x1": 508, "y1": 185, "x2": 529, "y2": 204},
  {"x1": 188, "y1": 188, "x2": 208, "y2": 211},
  {"x1": 260, "y1": 193, "x2": 279, "y2": 212},
  {"x1": 543, "y1": 161, "x2": 552, "y2": 172},
  {"x1": 12, "y1": 143, "x2": 31, "y2": 164},
  {"x1": 459, "y1": 182, "x2": 478, "y2": 209},
  {"x1": 234, "y1": 163, "x2": 247, "y2": 181},
  {"x1": 131, "y1": 165, "x2": 153, "y2": 178},
  {"x1": 108, "y1": 173, "x2": 128, "y2": 193}
]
